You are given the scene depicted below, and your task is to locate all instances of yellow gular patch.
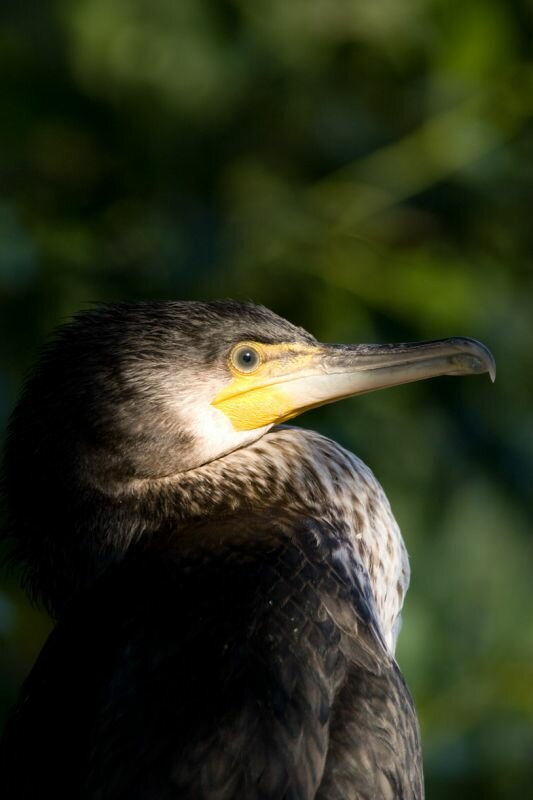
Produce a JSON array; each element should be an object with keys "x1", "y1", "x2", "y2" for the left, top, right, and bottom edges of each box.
[
  {"x1": 212, "y1": 342, "x2": 321, "y2": 431},
  {"x1": 214, "y1": 383, "x2": 295, "y2": 431}
]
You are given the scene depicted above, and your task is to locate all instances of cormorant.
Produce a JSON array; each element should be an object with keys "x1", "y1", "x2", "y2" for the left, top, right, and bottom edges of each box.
[{"x1": 0, "y1": 301, "x2": 495, "y2": 799}]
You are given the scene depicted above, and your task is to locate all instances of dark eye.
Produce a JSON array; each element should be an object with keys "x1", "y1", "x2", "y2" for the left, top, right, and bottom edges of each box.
[{"x1": 231, "y1": 344, "x2": 262, "y2": 373}]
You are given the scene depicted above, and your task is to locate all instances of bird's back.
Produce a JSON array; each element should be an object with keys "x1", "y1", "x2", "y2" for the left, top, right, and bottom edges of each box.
[{"x1": 1, "y1": 507, "x2": 423, "y2": 799}]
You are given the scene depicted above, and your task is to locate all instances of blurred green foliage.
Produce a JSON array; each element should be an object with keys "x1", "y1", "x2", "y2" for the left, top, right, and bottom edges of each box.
[{"x1": 1, "y1": 0, "x2": 532, "y2": 796}]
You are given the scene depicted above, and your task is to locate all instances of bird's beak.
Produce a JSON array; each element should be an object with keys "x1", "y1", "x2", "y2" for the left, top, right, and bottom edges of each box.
[{"x1": 212, "y1": 337, "x2": 496, "y2": 432}]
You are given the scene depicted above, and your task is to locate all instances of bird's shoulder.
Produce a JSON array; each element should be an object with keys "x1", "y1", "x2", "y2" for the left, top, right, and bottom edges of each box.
[{"x1": 0, "y1": 511, "x2": 420, "y2": 799}]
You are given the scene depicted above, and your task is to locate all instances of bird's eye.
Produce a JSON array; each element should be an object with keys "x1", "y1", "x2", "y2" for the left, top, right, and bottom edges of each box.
[{"x1": 231, "y1": 344, "x2": 262, "y2": 374}]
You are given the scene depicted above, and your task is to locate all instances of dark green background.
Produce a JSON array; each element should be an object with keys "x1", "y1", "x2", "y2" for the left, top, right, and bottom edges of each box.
[{"x1": 1, "y1": 1, "x2": 532, "y2": 797}]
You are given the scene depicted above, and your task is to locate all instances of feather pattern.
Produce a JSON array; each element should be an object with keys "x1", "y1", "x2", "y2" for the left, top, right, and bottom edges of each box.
[{"x1": 0, "y1": 301, "x2": 429, "y2": 798}]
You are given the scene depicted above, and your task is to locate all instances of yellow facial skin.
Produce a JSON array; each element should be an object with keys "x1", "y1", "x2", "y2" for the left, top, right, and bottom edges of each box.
[
  {"x1": 211, "y1": 337, "x2": 496, "y2": 433},
  {"x1": 212, "y1": 342, "x2": 323, "y2": 431}
]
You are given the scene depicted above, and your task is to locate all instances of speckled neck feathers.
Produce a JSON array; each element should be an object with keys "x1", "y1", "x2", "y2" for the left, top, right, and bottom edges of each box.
[{"x1": 138, "y1": 426, "x2": 410, "y2": 653}]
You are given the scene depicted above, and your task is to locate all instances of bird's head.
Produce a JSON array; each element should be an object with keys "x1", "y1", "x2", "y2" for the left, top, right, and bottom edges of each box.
[
  {"x1": 2, "y1": 300, "x2": 495, "y2": 613},
  {"x1": 6, "y1": 299, "x2": 495, "y2": 481}
]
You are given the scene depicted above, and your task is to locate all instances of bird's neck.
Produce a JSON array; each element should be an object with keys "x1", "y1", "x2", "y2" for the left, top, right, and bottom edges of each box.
[
  {"x1": 148, "y1": 426, "x2": 410, "y2": 652},
  {"x1": 17, "y1": 426, "x2": 409, "y2": 652}
]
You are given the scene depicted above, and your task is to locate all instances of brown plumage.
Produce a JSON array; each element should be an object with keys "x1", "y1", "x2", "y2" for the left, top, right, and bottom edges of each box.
[{"x1": 0, "y1": 301, "x2": 495, "y2": 798}]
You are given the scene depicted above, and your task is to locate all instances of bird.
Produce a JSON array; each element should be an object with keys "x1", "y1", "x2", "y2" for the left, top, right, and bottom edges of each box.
[{"x1": 0, "y1": 300, "x2": 495, "y2": 799}]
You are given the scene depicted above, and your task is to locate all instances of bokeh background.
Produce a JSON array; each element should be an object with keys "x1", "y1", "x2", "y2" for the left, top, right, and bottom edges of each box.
[{"x1": 1, "y1": 1, "x2": 532, "y2": 796}]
